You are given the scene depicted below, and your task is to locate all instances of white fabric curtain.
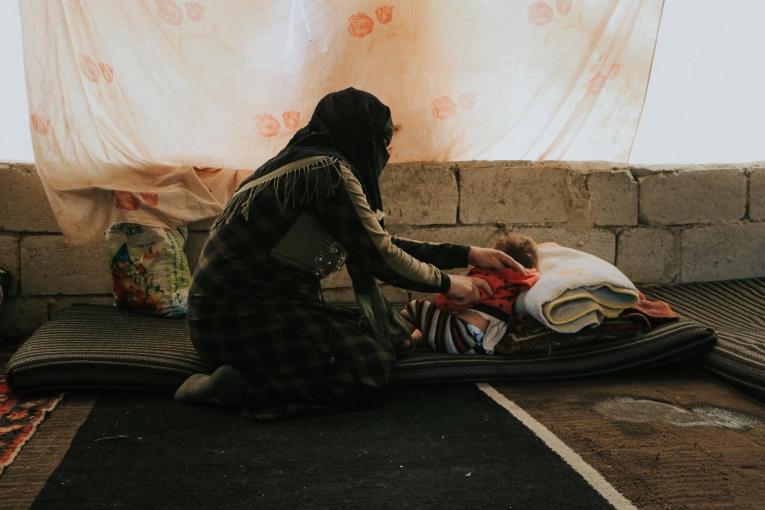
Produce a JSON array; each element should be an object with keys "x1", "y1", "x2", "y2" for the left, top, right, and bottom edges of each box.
[{"x1": 21, "y1": 0, "x2": 663, "y2": 245}]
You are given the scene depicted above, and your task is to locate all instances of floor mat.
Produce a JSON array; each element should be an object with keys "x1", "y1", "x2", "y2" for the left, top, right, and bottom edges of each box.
[
  {"x1": 644, "y1": 278, "x2": 765, "y2": 396},
  {"x1": 6, "y1": 304, "x2": 715, "y2": 393},
  {"x1": 493, "y1": 367, "x2": 765, "y2": 510},
  {"x1": 31, "y1": 384, "x2": 618, "y2": 510}
]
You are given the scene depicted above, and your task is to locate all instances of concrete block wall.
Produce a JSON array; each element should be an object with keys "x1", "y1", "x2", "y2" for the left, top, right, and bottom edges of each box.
[{"x1": 2, "y1": 160, "x2": 764, "y2": 337}]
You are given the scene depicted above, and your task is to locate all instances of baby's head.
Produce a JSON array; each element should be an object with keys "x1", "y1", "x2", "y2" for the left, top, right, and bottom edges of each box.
[{"x1": 493, "y1": 233, "x2": 539, "y2": 270}]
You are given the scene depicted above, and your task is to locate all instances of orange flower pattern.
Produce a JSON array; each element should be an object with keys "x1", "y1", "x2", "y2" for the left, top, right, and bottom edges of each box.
[
  {"x1": 432, "y1": 96, "x2": 457, "y2": 120},
  {"x1": 79, "y1": 55, "x2": 100, "y2": 83},
  {"x1": 282, "y1": 111, "x2": 301, "y2": 130},
  {"x1": 157, "y1": 0, "x2": 183, "y2": 26},
  {"x1": 347, "y1": 12, "x2": 375, "y2": 38},
  {"x1": 185, "y1": 2, "x2": 204, "y2": 22},
  {"x1": 114, "y1": 191, "x2": 140, "y2": 211},
  {"x1": 528, "y1": 1, "x2": 554, "y2": 25},
  {"x1": 254, "y1": 114, "x2": 280, "y2": 137},
  {"x1": 139, "y1": 192, "x2": 160, "y2": 207},
  {"x1": 98, "y1": 62, "x2": 114, "y2": 83},
  {"x1": 459, "y1": 93, "x2": 476, "y2": 110},
  {"x1": 556, "y1": 0, "x2": 572, "y2": 15},
  {"x1": 375, "y1": 5, "x2": 394, "y2": 24},
  {"x1": 30, "y1": 114, "x2": 50, "y2": 135}
]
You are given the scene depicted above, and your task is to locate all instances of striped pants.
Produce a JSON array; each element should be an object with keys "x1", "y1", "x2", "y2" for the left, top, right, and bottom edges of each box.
[{"x1": 402, "y1": 299, "x2": 484, "y2": 354}]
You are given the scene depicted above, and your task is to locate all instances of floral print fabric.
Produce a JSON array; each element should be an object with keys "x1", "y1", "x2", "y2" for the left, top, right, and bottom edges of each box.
[
  {"x1": 106, "y1": 223, "x2": 192, "y2": 317},
  {"x1": 20, "y1": 0, "x2": 663, "y2": 245}
]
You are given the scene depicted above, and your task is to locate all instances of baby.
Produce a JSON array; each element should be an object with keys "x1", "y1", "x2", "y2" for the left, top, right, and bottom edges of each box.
[{"x1": 401, "y1": 234, "x2": 540, "y2": 355}]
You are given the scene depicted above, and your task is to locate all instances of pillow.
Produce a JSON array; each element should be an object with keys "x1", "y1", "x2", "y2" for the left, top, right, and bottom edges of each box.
[{"x1": 106, "y1": 223, "x2": 191, "y2": 317}]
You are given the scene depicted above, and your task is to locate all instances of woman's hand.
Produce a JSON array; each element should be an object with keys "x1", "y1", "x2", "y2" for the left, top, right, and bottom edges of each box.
[
  {"x1": 468, "y1": 246, "x2": 530, "y2": 274},
  {"x1": 446, "y1": 274, "x2": 493, "y2": 307}
]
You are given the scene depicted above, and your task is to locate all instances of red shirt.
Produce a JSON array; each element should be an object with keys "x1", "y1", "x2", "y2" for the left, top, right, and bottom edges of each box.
[{"x1": 435, "y1": 267, "x2": 540, "y2": 320}]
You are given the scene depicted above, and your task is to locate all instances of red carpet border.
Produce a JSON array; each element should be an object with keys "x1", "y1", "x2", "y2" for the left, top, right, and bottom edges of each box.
[{"x1": 0, "y1": 376, "x2": 62, "y2": 475}]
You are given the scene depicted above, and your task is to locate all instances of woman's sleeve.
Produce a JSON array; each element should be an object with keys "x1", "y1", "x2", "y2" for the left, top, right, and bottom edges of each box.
[
  {"x1": 390, "y1": 236, "x2": 470, "y2": 270},
  {"x1": 312, "y1": 164, "x2": 452, "y2": 293}
]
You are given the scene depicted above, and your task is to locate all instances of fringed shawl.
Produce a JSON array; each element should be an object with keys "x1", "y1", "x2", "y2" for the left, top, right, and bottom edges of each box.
[
  {"x1": 213, "y1": 155, "x2": 342, "y2": 228},
  {"x1": 212, "y1": 88, "x2": 409, "y2": 353}
]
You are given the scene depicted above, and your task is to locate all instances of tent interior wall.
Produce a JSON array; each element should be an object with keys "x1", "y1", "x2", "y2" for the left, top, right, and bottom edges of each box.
[{"x1": 2, "y1": 159, "x2": 763, "y2": 337}]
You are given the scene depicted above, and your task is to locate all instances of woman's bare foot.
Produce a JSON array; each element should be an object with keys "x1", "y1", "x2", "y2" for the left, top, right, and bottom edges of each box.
[
  {"x1": 174, "y1": 365, "x2": 244, "y2": 406},
  {"x1": 400, "y1": 307, "x2": 414, "y2": 324}
]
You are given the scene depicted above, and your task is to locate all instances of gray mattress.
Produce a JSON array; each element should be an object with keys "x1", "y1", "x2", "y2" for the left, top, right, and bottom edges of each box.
[
  {"x1": 644, "y1": 277, "x2": 765, "y2": 396},
  {"x1": 5, "y1": 295, "x2": 718, "y2": 393}
]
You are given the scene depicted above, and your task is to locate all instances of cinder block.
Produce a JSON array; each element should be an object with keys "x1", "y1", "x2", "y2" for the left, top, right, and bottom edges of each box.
[
  {"x1": 320, "y1": 288, "x2": 355, "y2": 304},
  {"x1": 514, "y1": 227, "x2": 616, "y2": 264},
  {"x1": 0, "y1": 235, "x2": 19, "y2": 296},
  {"x1": 640, "y1": 168, "x2": 747, "y2": 225},
  {"x1": 681, "y1": 223, "x2": 765, "y2": 282},
  {"x1": 322, "y1": 266, "x2": 352, "y2": 289},
  {"x1": 387, "y1": 224, "x2": 506, "y2": 256},
  {"x1": 750, "y1": 167, "x2": 765, "y2": 221},
  {"x1": 185, "y1": 232, "x2": 210, "y2": 273},
  {"x1": 380, "y1": 163, "x2": 458, "y2": 225},
  {"x1": 617, "y1": 228, "x2": 676, "y2": 284},
  {"x1": 0, "y1": 297, "x2": 49, "y2": 337},
  {"x1": 47, "y1": 296, "x2": 115, "y2": 318},
  {"x1": 389, "y1": 225, "x2": 616, "y2": 268},
  {"x1": 380, "y1": 285, "x2": 409, "y2": 304},
  {"x1": 588, "y1": 170, "x2": 638, "y2": 226},
  {"x1": 321, "y1": 285, "x2": 408, "y2": 306},
  {"x1": 459, "y1": 163, "x2": 569, "y2": 224},
  {"x1": 0, "y1": 163, "x2": 60, "y2": 232},
  {"x1": 20, "y1": 235, "x2": 112, "y2": 295},
  {"x1": 408, "y1": 291, "x2": 432, "y2": 302}
]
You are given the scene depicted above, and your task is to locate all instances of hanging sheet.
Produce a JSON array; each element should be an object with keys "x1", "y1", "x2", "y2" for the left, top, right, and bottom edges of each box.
[{"x1": 21, "y1": 0, "x2": 663, "y2": 245}]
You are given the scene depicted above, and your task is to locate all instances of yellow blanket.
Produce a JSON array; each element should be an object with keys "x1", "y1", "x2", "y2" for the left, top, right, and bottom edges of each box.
[{"x1": 514, "y1": 243, "x2": 640, "y2": 333}]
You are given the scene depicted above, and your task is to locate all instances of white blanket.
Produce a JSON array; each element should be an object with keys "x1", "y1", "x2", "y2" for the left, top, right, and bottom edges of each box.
[{"x1": 514, "y1": 243, "x2": 639, "y2": 333}]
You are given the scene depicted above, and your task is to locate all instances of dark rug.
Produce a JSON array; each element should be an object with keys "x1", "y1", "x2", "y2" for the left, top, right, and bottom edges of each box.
[
  {"x1": 31, "y1": 384, "x2": 615, "y2": 510},
  {"x1": 494, "y1": 366, "x2": 765, "y2": 510}
]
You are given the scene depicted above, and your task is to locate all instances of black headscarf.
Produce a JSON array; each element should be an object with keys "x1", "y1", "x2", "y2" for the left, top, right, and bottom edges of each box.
[
  {"x1": 230, "y1": 88, "x2": 407, "y2": 353},
  {"x1": 249, "y1": 87, "x2": 393, "y2": 213}
]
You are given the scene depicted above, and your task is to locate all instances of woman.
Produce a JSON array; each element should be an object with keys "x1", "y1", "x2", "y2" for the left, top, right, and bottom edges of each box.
[{"x1": 176, "y1": 88, "x2": 527, "y2": 420}]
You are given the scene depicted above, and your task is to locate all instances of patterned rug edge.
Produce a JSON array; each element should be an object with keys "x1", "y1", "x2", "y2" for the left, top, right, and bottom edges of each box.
[{"x1": 0, "y1": 388, "x2": 64, "y2": 476}]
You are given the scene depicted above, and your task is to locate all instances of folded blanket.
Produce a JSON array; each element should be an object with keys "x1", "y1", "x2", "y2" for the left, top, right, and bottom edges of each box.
[{"x1": 514, "y1": 243, "x2": 640, "y2": 333}]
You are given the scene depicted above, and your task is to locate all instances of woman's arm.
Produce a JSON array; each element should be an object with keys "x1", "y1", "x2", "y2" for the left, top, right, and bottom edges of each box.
[
  {"x1": 389, "y1": 236, "x2": 470, "y2": 270},
  {"x1": 312, "y1": 163, "x2": 452, "y2": 293}
]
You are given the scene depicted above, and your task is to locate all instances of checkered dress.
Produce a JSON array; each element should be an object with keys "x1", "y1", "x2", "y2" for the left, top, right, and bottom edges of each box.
[{"x1": 188, "y1": 159, "x2": 469, "y2": 420}]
